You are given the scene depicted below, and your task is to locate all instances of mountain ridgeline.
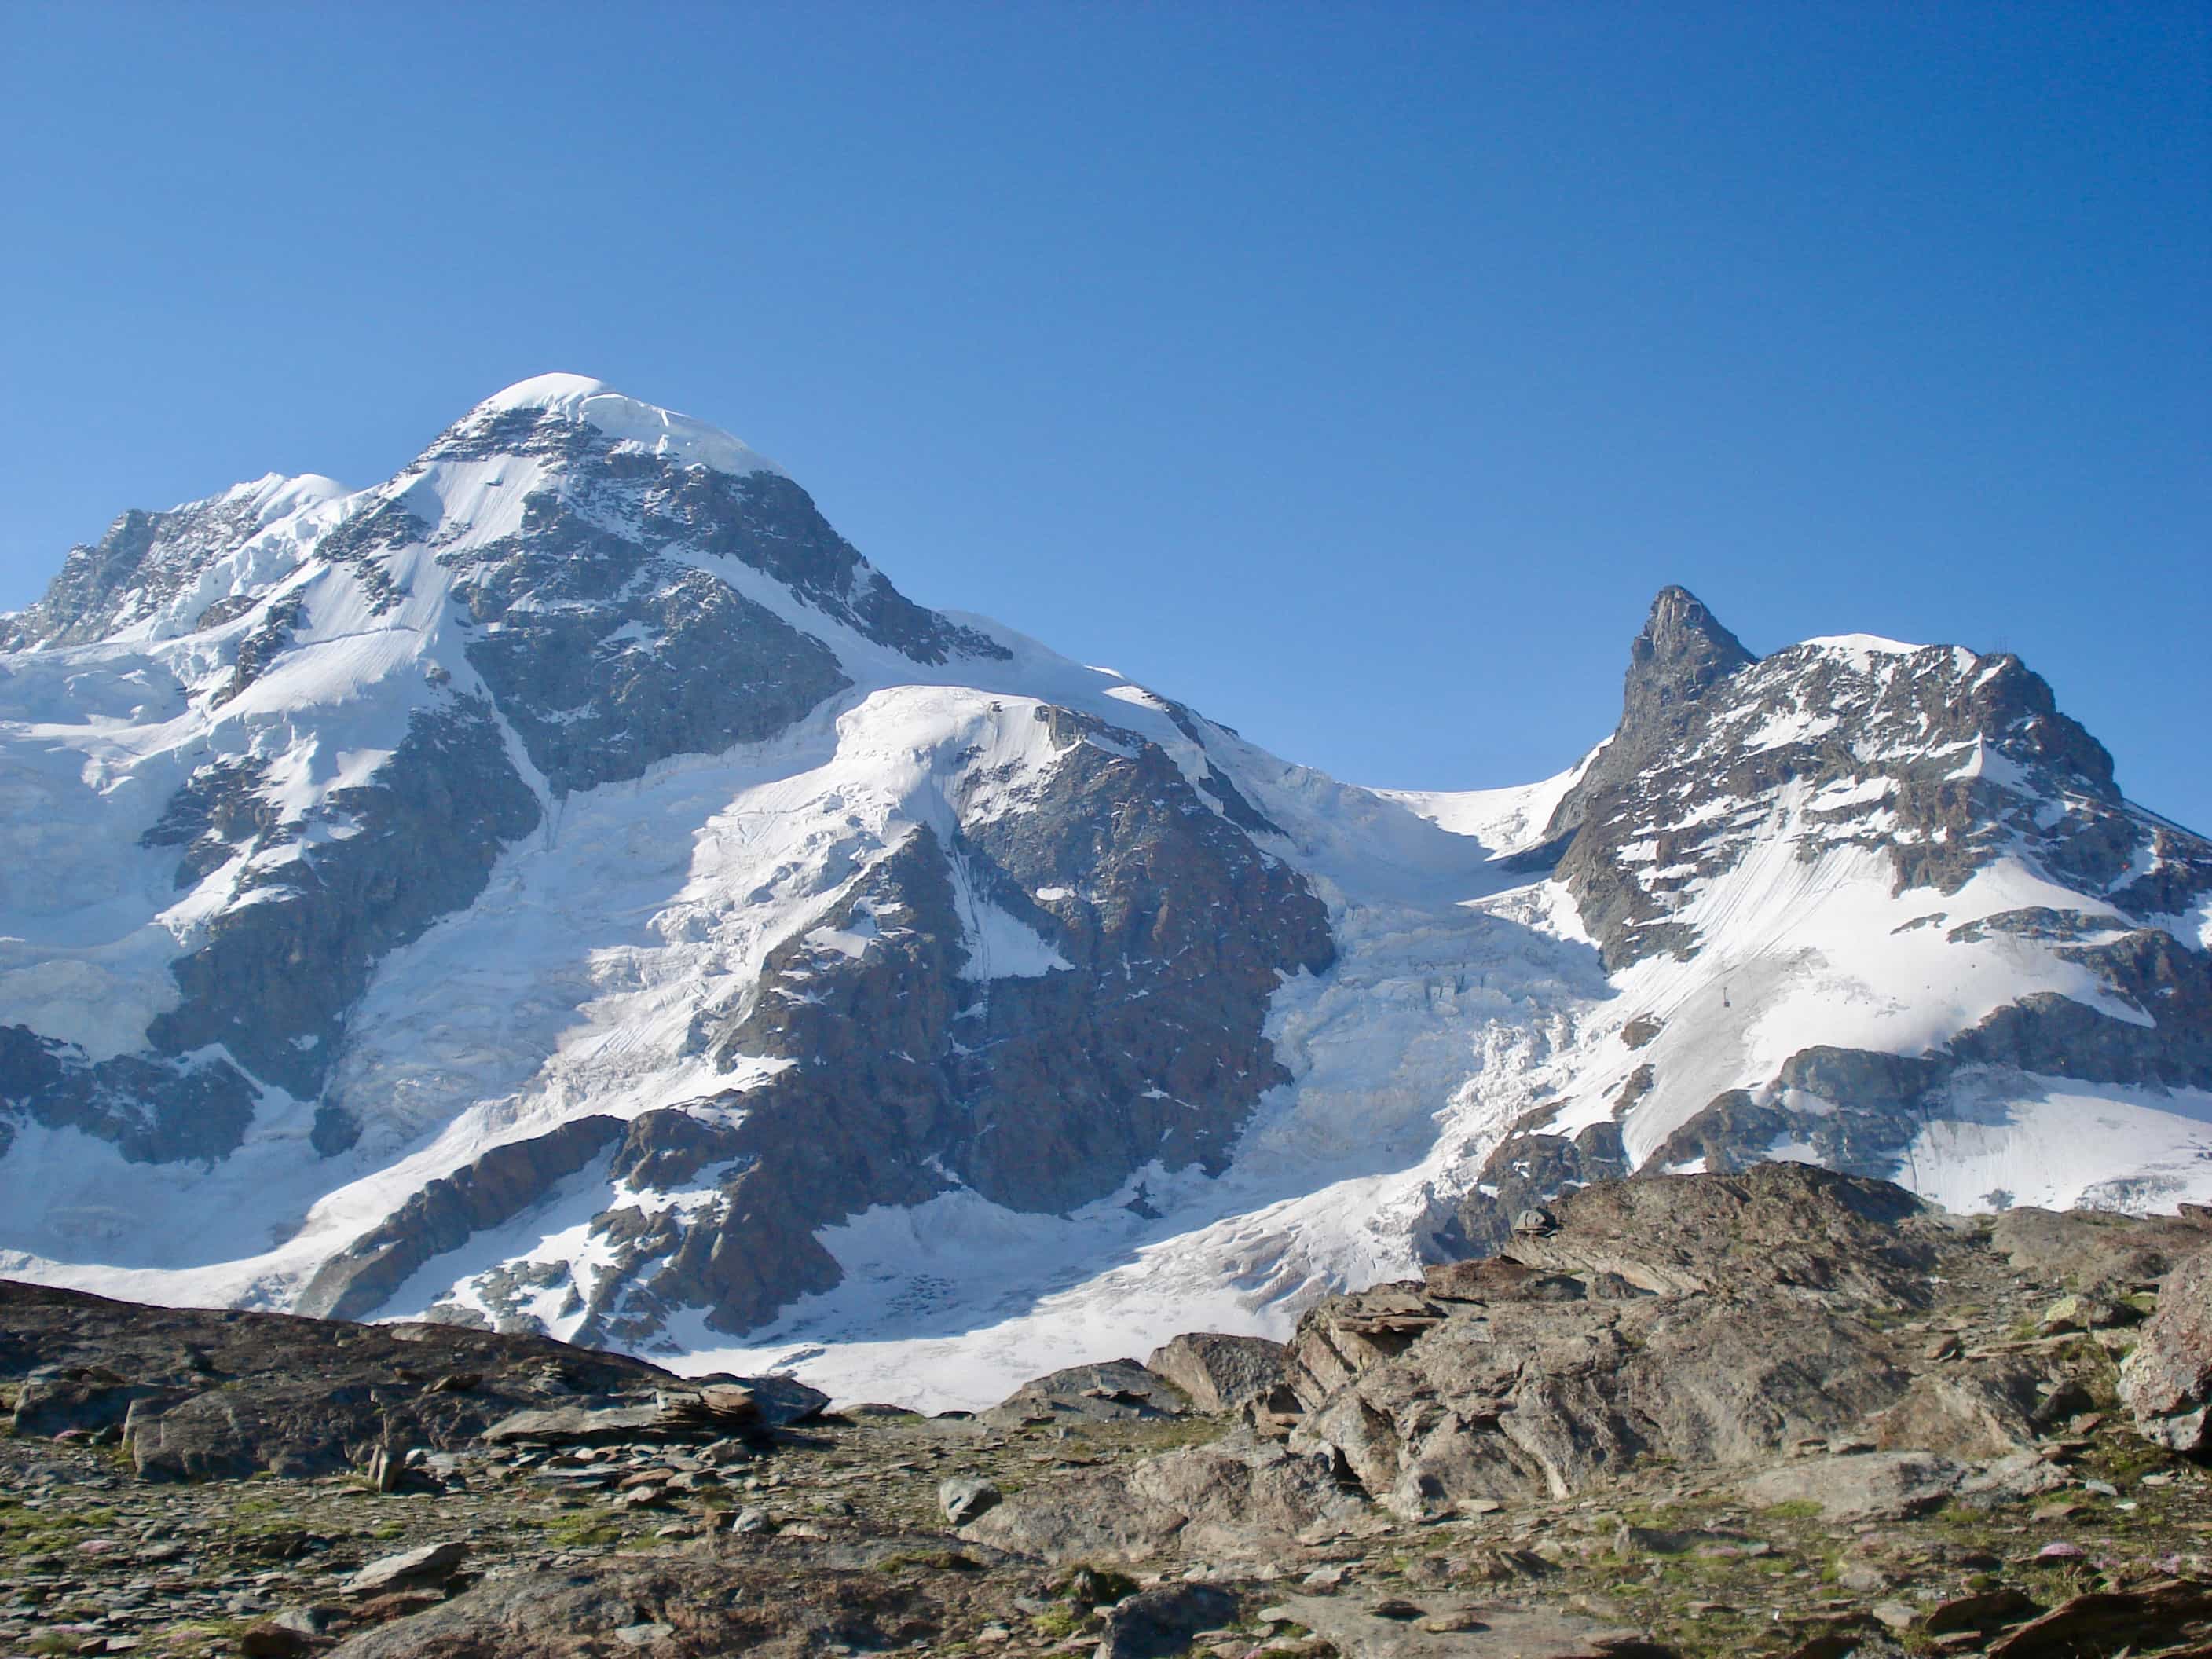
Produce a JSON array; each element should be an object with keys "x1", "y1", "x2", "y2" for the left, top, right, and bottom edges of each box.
[{"x1": 1, "y1": 376, "x2": 2206, "y2": 1401}]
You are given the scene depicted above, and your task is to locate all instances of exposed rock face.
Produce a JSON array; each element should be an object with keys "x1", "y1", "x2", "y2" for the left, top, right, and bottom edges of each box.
[
  {"x1": 1636, "y1": 936, "x2": 2212, "y2": 1190},
  {"x1": 0, "y1": 388, "x2": 1016, "y2": 1186},
  {"x1": 1291, "y1": 1164, "x2": 2121, "y2": 1518},
  {"x1": 0, "y1": 1027, "x2": 260, "y2": 1166},
  {"x1": 0, "y1": 473, "x2": 346, "y2": 650},
  {"x1": 420, "y1": 404, "x2": 1005, "y2": 668},
  {"x1": 2121, "y1": 1241, "x2": 2212, "y2": 1453},
  {"x1": 959, "y1": 1428, "x2": 1369, "y2": 1564},
  {"x1": 297, "y1": 1115, "x2": 627, "y2": 1321},
  {"x1": 426, "y1": 414, "x2": 943, "y2": 797},
  {"x1": 1549, "y1": 588, "x2": 2196, "y2": 973},
  {"x1": 1145, "y1": 1332, "x2": 1297, "y2": 1414},
  {"x1": 0, "y1": 1279, "x2": 815, "y2": 1481},
  {"x1": 148, "y1": 700, "x2": 545, "y2": 1106},
  {"x1": 1987, "y1": 1203, "x2": 2210, "y2": 1295},
  {"x1": 359, "y1": 706, "x2": 1338, "y2": 1340},
  {"x1": 1546, "y1": 584, "x2": 1756, "y2": 851}
]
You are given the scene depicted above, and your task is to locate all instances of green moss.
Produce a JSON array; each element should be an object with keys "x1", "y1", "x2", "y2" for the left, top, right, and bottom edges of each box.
[{"x1": 543, "y1": 1516, "x2": 622, "y2": 1549}]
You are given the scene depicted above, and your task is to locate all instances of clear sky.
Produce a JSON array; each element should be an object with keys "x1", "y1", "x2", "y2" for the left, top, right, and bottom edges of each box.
[{"x1": 3, "y1": 4, "x2": 2206, "y2": 827}]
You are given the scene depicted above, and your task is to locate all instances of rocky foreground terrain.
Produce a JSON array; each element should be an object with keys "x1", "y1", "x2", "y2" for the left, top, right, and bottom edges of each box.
[{"x1": 11, "y1": 1163, "x2": 2212, "y2": 1658}]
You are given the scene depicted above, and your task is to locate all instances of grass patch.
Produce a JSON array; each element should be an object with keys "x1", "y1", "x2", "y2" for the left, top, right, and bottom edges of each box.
[{"x1": 544, "y1": 1516, "x2": 622, "y2": 1549}]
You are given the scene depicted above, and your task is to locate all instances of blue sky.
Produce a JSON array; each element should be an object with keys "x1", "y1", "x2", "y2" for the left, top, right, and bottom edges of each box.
[{"x1": 3, "y1": 3, "x2": 2205, "y2": 826}]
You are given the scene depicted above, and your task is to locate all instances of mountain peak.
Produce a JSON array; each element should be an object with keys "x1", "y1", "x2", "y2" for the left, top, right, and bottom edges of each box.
[
  {"x1": 1538, "y1": 586, "x2": 1760, "y2": 846},
  {"x1": 456, "y1": 373, "x2": 787, "y2": 479},
  {"x1": 1624, "y1": 585, "x2": 1756, "y2": 726}
]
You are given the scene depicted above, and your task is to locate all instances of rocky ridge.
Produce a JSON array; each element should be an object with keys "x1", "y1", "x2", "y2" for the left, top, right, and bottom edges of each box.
[
  {"x1": 2, "y1": 379, "x2": 2209, "y2": 1402},
  {"x1": 11, "y1": 1164, "x2": 2212, "y2": 1657},
  {"x1": 1455, "y1": 589, "x2": 2212, "y2": 1254}
]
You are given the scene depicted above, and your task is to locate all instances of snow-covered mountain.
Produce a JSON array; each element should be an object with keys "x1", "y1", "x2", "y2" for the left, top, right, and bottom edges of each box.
[{"x1": 4, "y1": 376, "x2": 2207, "y2": 1408}]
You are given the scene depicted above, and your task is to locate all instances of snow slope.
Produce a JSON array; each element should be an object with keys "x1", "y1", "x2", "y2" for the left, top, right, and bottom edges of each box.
[{"x1": 3, "y1": 380, "x2": 2207, "y2": 1410}]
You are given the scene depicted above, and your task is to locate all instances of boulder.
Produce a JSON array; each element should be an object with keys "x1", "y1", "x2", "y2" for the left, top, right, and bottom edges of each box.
[
  {"x1": 321, "y1": 1549, "x2": 1030, "y2": 1659},
  {"x1": 1738, "y1": 1452, "x2": 1963, "y2": 1522},
  {"x1": 1095, "y1": 1583, "x2": 1240, "y2": 1659},
  {"x1": 238, "y1": 1626, "x2": 313, "y2": 1659},
  {"x1": 478, "y1": 1403, "x2": 675, "y2": 1445},
  {"x1": 1145, "y1": 1332, "x2": 1296, "y2": 1414},
  {"x1": 695, "y1": 1383, "x2": 759, "y2": 1423},
  {"x1": 938, "y1": 1477, "x2": 1000, "y2": 1525},
  {"x1": 1983, "y1": 1577, "x2": 2212, "y2": 1657},
  {"x1": 346, "y1": 1540, "x2": 469, "y2": 1597},
  {"x1": 977, "y1": 1359, "x2": 1188, "y2": 1429},
  {"x1": 2034, "y1": 1293, "x2": 2133, "y2": 1335},
  {"x1": 2119, "y1": 1241, "x2": 2212, "y2": 1453},
  {"x1": 1918, "y1": 1588, "x2": 2040, "y2": 1636},
  {"x1": 961, "y1": 1428, "x2": 1368, "y2": 1563},
  {"x1": 478, "y1": 1375, "x2": 825, "y2": 1447}
]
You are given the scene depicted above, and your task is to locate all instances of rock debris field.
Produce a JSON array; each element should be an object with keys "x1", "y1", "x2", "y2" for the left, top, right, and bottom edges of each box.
[{"x1": 10, "y1": 1163, "x2": 2212, "y2": 1657}]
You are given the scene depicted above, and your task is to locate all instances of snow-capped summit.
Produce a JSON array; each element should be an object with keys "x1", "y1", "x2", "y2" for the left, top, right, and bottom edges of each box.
[
  {"x1": 457, "y1": 373, "x2": 788, "y2": 479},
  {"x1": 2, "y1": 389, "x2": 2207, "y2": 1412}
]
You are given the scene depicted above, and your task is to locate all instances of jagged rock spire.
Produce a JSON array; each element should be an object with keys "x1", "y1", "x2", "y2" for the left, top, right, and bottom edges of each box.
[
  {"x1": 1622, "y1": 586, "x2": 1757, "y2": 729},
  {"x1": 1542, "y1": 587, "x2": 1756, "y2": 846}
]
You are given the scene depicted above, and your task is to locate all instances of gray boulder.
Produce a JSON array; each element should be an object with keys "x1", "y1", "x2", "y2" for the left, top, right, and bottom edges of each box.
[
  {"x1": 937, "y1": 1477, "x2": 1001, "y2": 1525},
  {"x1": 478, "y1": 1378, "x2": 820, "y2": 1447},
  {"x1": 1145, "y1": 1332, "x2": 1297, "y2": 1414},
  {"x1": 1096, "y1": 1583, "x2": 1240, "y2": 1659},
  {"x1": 2121, "y1": 1240, "x2": 2212, "y2": 1453},
  {"x1": 961, "y1": 1428, "x2": 1368, "y2": 1563},
  {"x1": 1263, "y1": 1592, "x2": 1672, "y2": 1659},
  {"x1": 1738, "y1": 1451, "x2": 1965, "y2": 1522},
  {"x1": 977, "y1": 1358, "x2": 1188, "y2": 1429},
  {"x1": 346, "y1": 1541, "x2": 468, "y2": 1597}
]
